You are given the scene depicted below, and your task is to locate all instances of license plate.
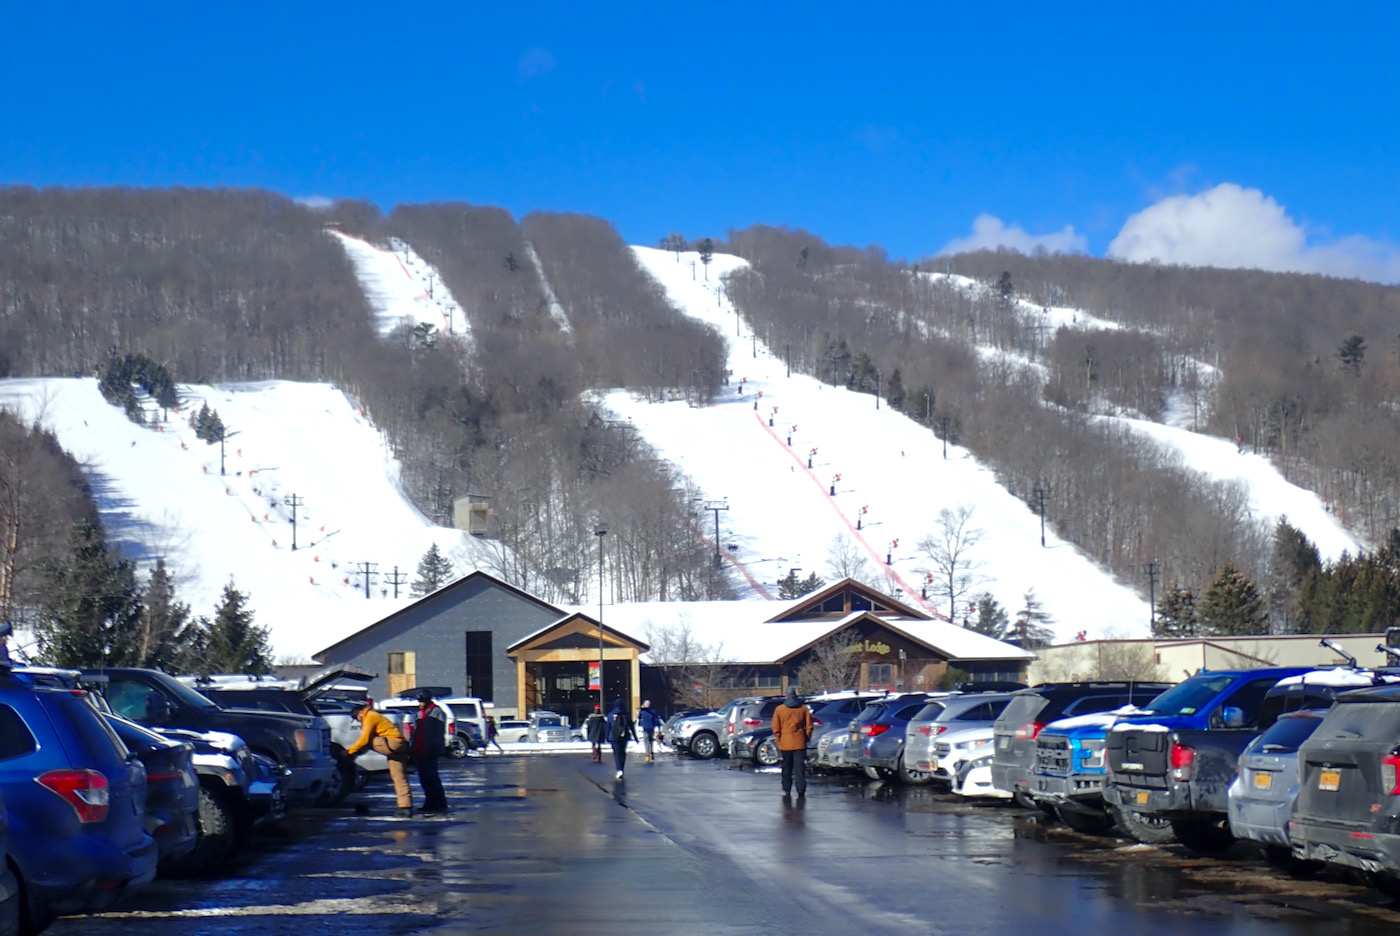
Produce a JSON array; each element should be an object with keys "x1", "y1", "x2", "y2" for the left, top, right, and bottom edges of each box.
[
  {"x1": 1318, "y1": 770, "x2": 1341, "y2": 792},
  {"x1": 1136, "y1": 790, "x2": 1149, "y2": 805},
  {"x1": 1253, "y1": 771, "x2": 1273, "y2": 790},
  {"x1": 997, "y1": 736, "x2": 1009, "y2": 749}
]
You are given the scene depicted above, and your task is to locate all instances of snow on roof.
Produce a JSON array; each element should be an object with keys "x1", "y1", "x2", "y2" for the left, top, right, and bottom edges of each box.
[{"x1": 567, "y1": 601, "x2": 1032, "y2": 664}]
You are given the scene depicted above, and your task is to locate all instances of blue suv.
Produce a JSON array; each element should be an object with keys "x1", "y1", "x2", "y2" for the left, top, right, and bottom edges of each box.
[{"x1": 0, "y1": 669, "x2": 156, "y2": 933}]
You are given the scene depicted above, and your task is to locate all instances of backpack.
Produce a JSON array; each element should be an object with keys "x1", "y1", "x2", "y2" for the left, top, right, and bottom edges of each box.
[{"x1": 611, "y1": 711, "x2": 629, "y2": 740}]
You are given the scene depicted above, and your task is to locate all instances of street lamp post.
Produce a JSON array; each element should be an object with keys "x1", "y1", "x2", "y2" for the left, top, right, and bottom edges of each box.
[{"x1": 596, "y1": 523, "x2": 607, "y2": 713}]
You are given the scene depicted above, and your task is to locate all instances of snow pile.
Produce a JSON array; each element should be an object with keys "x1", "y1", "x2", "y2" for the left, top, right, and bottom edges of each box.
[
  {"x1": 329, "y1": 230, "x2": 473, "y2": 349},
  {"x1": 0, "y1": 378, "x2": 489, "y2": 661}
]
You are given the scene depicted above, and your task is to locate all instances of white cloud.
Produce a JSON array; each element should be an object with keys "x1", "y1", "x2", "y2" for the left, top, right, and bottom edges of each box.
[
  {"x1": 938, "y1": 214, "x2": 1087, "y2": 256},
  {"x1": 294, "y1": 195, "x2": 334, "y2": 210},
  {"x1": 1108, "y1": 183, "x2": 1400, "y2": 283}
]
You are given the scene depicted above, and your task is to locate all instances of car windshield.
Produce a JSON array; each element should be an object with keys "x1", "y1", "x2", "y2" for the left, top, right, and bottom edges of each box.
[
  {"x1": 536, "y1": 717, "x2": 563, "y2": 727},
  {"x1": 1144, "y1": 676, "x2": 1234, "y2": 716},
  {"x1": 151, "y1": 671, "x2": 221, "y2": 709},
  {"x1": 854, "y1": 703, "x2": 886, "y2": 725},
  {"x1": 912, "y1": 701, "x2": 947, "y2": 721}
]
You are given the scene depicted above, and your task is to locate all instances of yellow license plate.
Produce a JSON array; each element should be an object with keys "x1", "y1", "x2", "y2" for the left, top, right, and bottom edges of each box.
[
  {"x1": 1318, "y1": 770, "x2": 1341, "y2": 792},
  {"x1": 1136, "y1": 790, "x2": 1149, "y2": 805},
  {"x1": 1252, "y1": 771, "x2": 1272, "y2": 790}
]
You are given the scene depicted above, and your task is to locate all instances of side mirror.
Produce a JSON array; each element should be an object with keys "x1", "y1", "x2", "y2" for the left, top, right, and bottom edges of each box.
[{"x1": 1222, "y1": 706, "x2": 1246, "y2": 728}]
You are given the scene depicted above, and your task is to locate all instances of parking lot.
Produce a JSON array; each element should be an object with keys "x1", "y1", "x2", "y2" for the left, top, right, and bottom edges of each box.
[{"x1": 38, "y1": 749, "x2": 1400, "y2": 935}]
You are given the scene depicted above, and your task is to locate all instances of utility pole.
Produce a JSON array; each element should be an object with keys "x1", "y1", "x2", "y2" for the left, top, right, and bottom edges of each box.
[
  {"x1": 1144, "y1": 560, "x2": 1160, "y2": 630},
  {"x1": 703, "y1": 500, "x2": 728, "y2": 567},
  {"x1": 385, "y1": 565, "x2": 408, "y2": 599},
  {"x1": 1032, "y1": 487, "x2": 1047, "y2": 547},
  {"x1": 937, "y1": 416, "x2": 951, "y2": 459},
  {"x1": 595, "y1": 523, "x2": 607, "y2": 712},
  {"x1": 751, "y1": 333, "x2": 757, "y2": 359},
  {"x1": 283, "y1": 494, "x2": 304, "y2": 551},
  {"x1": 785, "y1": 343, "x2": 791, "y2": 378},
  {"x1": 356, "y1": 561, "x2": 378, "y2": 599},
  {"x1": 874, "y1": 371, "x2": 881, "y2": 410}
]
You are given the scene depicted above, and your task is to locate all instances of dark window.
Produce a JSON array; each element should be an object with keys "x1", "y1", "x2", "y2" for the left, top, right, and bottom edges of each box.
[
  {"x1": 1215, "y1": 678, "x2": 1283, "y2": 728},
  {"x1": 895, "y1": 703, "x2": 926, "y2": 720},
  {"x1": 913, "y1": 702, "x2": 947, "y2": 721},
  {"x1": 1246, "y1": 715, "x2": 1323, "y2": 755},
  {"x1": 0, "y1": 704, "x2": 36, "y2": 761},
  {"x1": 465, "y1": 631, "x2": 493, "y2": 701},
  {"x1": 1063, "y1": 694, "x2": 1129, "y2": 716},
  {"x1": 850, "y1": 592, "x2": 872, "y2": 612}
]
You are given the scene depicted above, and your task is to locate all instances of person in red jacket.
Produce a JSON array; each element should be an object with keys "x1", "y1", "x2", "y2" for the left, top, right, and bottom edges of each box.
[
  {"x1": 411, "y1": 690, "x2": 449, "y2": 814},
  {"x1": 771, "y1": 688, "x2": 814, "y2": 798}
]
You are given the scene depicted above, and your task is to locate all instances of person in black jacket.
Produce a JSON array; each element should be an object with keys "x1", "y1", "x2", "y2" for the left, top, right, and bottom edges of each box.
[
  {"x1": 412, "y1": 690, "x2": 449, "y2": 813},
  {"x1": 607, "y1": 697, "x2": 637, "y2": 780},
  {"x1": 584, "y1": 705, "x2": 606, "y2": 763}
]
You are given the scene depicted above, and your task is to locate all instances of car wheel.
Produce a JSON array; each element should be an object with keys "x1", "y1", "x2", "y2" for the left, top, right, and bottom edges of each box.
[
  {"x1": 1011, "y1": 791, "x2": 1038, "y2": 810},
  {"x1": 169, "y1": 786, "x2": 238, "y2": 877},
  {"x1": 1057, "y1": 806, "x2": 1116, "y2": 836},
  {"x1": 896, "y1": 754, "x2": 932, "y2": 786},
  {"x1": 690, "y1": 732, "x2": 718, "y2": 759},
  {"x1": 447, "y1": 735, "x2": 469, "y2": 759},
  {"x1": 864, "y1": 765, "x2": 894, "y2": 781},
  {"x1": 319, "y1": 757, "x2": 356, "y2": 806},
  {"x1": 1108, "y1": 804, "x2": 1176, "y2": 844},
  {"x1": 13, "y1": 860, "x2": 54, "y2": 936},
  {"x1": 1171, "y1": 818, "x2": 1236, "y2": 854},
  {"x1": 756, "y1": 739, "x2": 781, "y2": 767}
]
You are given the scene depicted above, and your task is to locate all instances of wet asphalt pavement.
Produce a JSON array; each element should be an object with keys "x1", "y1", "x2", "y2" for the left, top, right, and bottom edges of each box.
[{"x1": 46, "y1": 750, "x2": 1400, "y2": 935}]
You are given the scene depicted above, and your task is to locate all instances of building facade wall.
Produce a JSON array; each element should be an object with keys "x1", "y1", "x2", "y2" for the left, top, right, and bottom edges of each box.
[{"x1": 316, "y1": 577, "x2": 561, "y2": 713}]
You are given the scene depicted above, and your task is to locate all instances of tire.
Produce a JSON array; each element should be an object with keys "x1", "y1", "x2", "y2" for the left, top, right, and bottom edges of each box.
[
  {"x1": 168, "y1": 786, "x2": 238, "y2": 878},
  {"x1": 13, "y1": 861, "x2": 54, "y2": 936},
  {"x1": 447, "y1": 735, "x2": 469, "y2": 759},
  {"x1": 1058, "y1": 806, "x2": 1116, "y2": 836},
  {"x1": 864, "y1": 765, "x2": 894, "y2": 781},
  {"x1": 1109, "y1": 804, "x2": 1177, "y2": 845},
  {"x1": 319, "y1": 759, "x2": 356, "y2": 806},
  {"x1": 689, "y1": 732, "x2": 718, "y2": 759},
  {"x1": 1171, "y1": 818, "x2": 1236, "y2": 854},
  {"x1": 1012, "y1": 791, "x2": 1038, "y2": 810},
  {"x1": 756, "y1": 739, "x2": 781, "y2": 767},
  {"x1": 896, "y1": 754, "x2": 932, "y2": 786}
]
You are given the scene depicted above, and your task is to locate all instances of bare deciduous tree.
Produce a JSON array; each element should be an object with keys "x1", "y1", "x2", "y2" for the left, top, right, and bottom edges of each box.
[
  {"x1": 917, "y1": 504, "x2": 985, "y2": 621},
  {"x1": 795, "y1": 633, "x2": 863, "y2": 693}
]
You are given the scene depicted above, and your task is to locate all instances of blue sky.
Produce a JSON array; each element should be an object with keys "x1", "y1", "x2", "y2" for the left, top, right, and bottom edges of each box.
[{"x1": 5, "y1": 2, "x2": 1399, "y2": 279}]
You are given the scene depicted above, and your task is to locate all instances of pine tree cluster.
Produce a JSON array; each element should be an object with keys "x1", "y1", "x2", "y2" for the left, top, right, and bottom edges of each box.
[
  {"x1": 97, "y1": 353, "x2": 179, "y2": 423},
  {"x1": 777, "y1": 569, "x2": 826, "y2": 600},
  {"x1": 190, "y1": 403, "x2": 226, "y2": 444}
]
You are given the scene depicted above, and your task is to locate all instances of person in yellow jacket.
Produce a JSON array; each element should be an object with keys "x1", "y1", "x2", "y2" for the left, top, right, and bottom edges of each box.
[
  {"x1": 344, "y1": 702, "x2": 413, "y2": 816},
  {"x1": 771, "y1": 688, "x2": 814, "y2": 799}
]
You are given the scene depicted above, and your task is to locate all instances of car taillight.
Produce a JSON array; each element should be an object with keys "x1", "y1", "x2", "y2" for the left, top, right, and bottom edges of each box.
[
  {"x1": 743, "y1": 718, "x2": 761, "y2": 727},
  {"x1": 1013, "y1": 722, "x2": 1043, "y2": 740},
  {"x1": 1382, "y1": 754, "x2": 1400, "y2": 795},
  {"x1": 37, "y1": 769, "x2": 110, "y2": 823},
  {"x1": 864, "y1": 724, "x2": 890, "y2": 738},
  {"x1": 915, "y1": 725, "x2": 947, "y2": 737},
  {"x1": 812, "y1": 718, "x2": 823, "y2": 727},
  {"x1": 1169, "y1": 740, "x2": 1195, "y2": 781},
  {"x1": 294, "y1": 729, "x2": 310, "y2": 751}
]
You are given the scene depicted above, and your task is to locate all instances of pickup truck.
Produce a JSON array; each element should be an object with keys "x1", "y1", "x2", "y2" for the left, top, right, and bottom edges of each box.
[
  {"x1": 1103, "y1": 666, "x2": 1322, "y2": 852},
  {"x1": 90, "y1": 667, "x2": 338, "y2": 806}
]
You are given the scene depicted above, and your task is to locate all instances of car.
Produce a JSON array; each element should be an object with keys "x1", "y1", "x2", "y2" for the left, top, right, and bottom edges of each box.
[
  {"x1": 1289, "y1": 683, "x2": 1400, "y2": 898},
  {"x1": 672, "y1": 698, "x2": 763, "y2": 759},
  {"x1": 993, "y1": 681, "x2": 1174, "y2": 805},
  {"x1": 841, "y1": 693, "x2": 938, "y2": 783},
  {"x1": 493, "y1": 720, "x2": 531, "y2": 744},
  {"x1": 945, "y1": 729, "x2": 1010, "y2": 799},
  {"x1": 931, "y1": 725, "x2": 997, "y2": 785},
  {"x1": 377, "y1": 696, "x2": 459, "y2": 753},
  {"x1": 94, "y1": 667, "x2": 337, "y2": 807},
  {"x1": 0, "y1": 789, "x2": 19, "y2": 936},
  {"x1": 0, "y1": 668, "x2": 157, "y2": 933},
  {"x1": 437, "y1": 697, "x2": 489, "y2": 755},
  {"x1": 726, "y1": 697, "x2": 787, "y2": 758},
  {"x1": 734, "y1": 727, "x2": 781, "y2": 766},
  {"x1": 905, "y1": 693, "x2": 1015, "y2": 783},
  {"x1": 1226, "y1": 709, "x2": 1327, "y2": 869},
  {"x1": 806, "y1": 694, "x2": 881, "y2": 770},
  {"x1": 102, "y1": 715, "x2": 200, "y2": 874},
  {"x1": 526, "y1": 712, "x2": 571, "y2": 743}
]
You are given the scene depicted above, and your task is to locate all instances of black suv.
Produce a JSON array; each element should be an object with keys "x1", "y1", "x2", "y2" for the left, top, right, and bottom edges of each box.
[
  {"x1": 992, "y1": 681, "x2": 1173, "y2": 804},
  {"x1": 1289, "y1": 684, "x2": 1400, "y2": 899}
]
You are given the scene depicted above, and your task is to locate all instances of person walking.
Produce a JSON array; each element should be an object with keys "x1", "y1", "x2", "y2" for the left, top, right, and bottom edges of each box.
[
  {"x1": 412, "y1": 690, "x2": 449, "y2": 814},
  {"x1": 344, "y1": 702, "x2": 413, "y2": 817},
  {"x1": 484, "y1": 714, "x2": 504, "y2": 753},
  {"x1": 637, "y1": 699, "x2": 662, "y2": 764},
  {"x1": 585, "y1": 705, "x2": 606, "y2": 763},
  {"x1": 607, "y1": 697, "x2": 636, "y2": 780},
  {"x1": 771, "y1": 687, "x2": 813, "y2": 798}
]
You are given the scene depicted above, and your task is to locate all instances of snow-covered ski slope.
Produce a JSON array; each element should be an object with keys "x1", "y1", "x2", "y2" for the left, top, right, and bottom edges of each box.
[
  {"x1": 330, "y1": 230, "x2": 473, "y2": 350},
  {"x1": 0, "y1": 379, "x2": 488, "y2": 660},
  {"x1": 610, "y1": 248, "x2": 1150, "y2": 641}
]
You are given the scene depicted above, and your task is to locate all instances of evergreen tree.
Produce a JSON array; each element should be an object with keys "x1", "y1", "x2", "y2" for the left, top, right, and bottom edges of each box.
[
  {"x1": 34, "y1": 517, "x2": 145, "y2": 668},
  {"x1": 410, "y1": 543, "x2": 456, "y2": 597},
  {"x1": 1153, "y1": 583, "x2": 1198, "y2": 637},
  {"x1": 967, "y1": 591, "x2": 1009, "y2": 638},
  {"x1": 1267, "y1": 520, "x2": 1321, "y2": 633},
  {"x1": 996, "y1": 271, "x2": 1014, "y2": 311},
  {"x1": 502, "y1": 252, "x2": 519, "y2": 272},
  {"x1": 140, "y1": 558, "x2": 194, "y2": 671},
  {"x1": 196, "y1": 582, "x2": 272, "y2": 675},
  {"x1": 698, "y1": 238, "x2": 714, "y2": 280},
  {"x1": 778, "y1": 569, "x2": 826, "y2": 600},
  {"x1": 1199, "y1": 563, "x2": 1267, "y2": 636},
  {"x1": 885, "y1": 368, "x2": 907, "y2": 412},
  {"x1": 1338, "y1": 334, "x2": 1367, "y2": 375},
  {"x1": 1011, "y1": 588, "x2": 1055, "y2": 648},
  {"x1": 192, "y1": 403, "x2": 225, "y2": 444}
]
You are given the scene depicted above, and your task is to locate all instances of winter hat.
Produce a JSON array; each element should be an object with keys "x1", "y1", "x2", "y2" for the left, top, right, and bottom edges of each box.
[
  {"x1": 593, "y1": 705, "x2": 601, "y2": 712},
  {"x1": 785, "y1": 688, "x2": 799, "y2": 705},
  {"x1": 417, "y1": 690, "x2": 435, "y2": 704}
]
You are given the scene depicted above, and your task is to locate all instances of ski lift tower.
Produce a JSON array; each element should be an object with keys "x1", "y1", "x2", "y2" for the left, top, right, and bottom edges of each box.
[{"x1": 702, "y1": 499, "x2": 729, "y2": 567}]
